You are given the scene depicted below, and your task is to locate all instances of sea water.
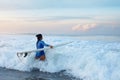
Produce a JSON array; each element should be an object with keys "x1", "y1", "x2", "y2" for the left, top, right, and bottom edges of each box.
[{"x1": 0, "y1": 34, "x2": 120, "y2": 80}]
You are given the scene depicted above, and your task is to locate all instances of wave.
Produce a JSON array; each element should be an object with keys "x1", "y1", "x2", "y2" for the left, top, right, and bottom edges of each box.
[{"x1": 0, "y1": 35, "x2": 120, "y2": 80}]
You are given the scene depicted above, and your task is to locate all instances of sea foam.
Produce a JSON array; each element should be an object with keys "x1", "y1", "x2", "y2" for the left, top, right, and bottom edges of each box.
[{"x1": 0, "y1": 35, "x2": 120, "y2": 80}]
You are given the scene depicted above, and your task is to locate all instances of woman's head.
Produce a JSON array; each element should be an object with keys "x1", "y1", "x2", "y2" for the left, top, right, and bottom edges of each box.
[{"x1": 36, "y1": 34, "x2": 43, "y2": 40}]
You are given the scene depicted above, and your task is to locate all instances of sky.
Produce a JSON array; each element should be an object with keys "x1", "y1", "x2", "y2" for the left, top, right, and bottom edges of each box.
[{"x1": 0, "y1": 0, "x2": 120, "y2": 35}]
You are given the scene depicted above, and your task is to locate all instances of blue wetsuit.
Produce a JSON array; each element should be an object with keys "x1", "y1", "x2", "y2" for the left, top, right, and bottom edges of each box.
[{"x1": 35, "y1": 40, "x2": 50, "y2": 58}]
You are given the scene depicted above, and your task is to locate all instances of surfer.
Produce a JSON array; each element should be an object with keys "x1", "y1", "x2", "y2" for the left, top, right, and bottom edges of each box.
[{"x1": 35, "y1": 34, "x2": 53, "y2": 61}]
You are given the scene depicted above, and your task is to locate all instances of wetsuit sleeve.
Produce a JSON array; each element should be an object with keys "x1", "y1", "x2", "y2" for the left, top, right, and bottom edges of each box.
[{"x1": 42, "y1": 41, "x2": 50, "y2": 47}]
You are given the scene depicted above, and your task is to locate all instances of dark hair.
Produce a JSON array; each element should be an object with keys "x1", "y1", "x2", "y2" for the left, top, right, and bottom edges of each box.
[{"x1": 36, "y1": 34, "x2": 43, "y2": 41}]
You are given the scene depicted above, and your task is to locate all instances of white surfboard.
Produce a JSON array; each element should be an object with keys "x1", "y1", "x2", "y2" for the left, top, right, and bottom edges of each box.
[{"x1": 17, "y1": 41, "x2": 73, "y2": 58}]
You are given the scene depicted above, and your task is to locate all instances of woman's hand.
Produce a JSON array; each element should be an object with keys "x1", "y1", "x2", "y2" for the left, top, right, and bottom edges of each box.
[{"x1": 50, "y1": 45, "x2": 53, "y2": 48}]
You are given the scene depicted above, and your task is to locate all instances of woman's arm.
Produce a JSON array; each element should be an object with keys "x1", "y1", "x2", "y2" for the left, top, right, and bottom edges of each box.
[{"x1": 42, "y1": 41, "x2": 53, "y2": 48}]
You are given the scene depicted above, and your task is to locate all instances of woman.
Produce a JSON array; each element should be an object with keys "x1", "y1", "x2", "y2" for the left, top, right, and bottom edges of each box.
[{"x1": 35, "y1": 34, "x2": 53, "y2": 61}]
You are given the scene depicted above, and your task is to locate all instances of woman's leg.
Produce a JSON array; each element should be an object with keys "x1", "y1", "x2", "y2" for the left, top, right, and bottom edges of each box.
[{"x1": 40, "y1": 55, "x2": 46, "y2": 61}]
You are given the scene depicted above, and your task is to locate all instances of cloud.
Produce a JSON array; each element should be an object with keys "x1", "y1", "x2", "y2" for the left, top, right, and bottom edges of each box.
[{"x1": 72, "y1": 23, "x2": 97, "y2": 31}]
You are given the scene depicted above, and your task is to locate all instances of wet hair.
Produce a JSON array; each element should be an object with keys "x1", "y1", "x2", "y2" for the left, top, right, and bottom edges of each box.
[{"x1": 36, "y1": 34, "x2": 43, "y2": 41}]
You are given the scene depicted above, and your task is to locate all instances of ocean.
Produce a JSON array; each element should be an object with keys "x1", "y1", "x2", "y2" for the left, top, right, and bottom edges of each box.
[{"x1": 0, "y1": 34, "x2": 120, "y2": 80}]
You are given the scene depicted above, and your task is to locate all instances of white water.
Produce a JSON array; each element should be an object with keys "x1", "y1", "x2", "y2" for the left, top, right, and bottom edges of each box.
[{"x1": 0, "y1": 35, "x2": 120, "y2": 80}]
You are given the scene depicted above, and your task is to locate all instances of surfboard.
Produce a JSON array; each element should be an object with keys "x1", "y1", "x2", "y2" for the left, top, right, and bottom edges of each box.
[{"x1": 17, "y1": 41, "x2": 73, "y2": 58}]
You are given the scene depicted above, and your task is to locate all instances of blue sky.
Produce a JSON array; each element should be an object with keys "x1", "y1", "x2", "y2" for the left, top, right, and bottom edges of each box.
[
  {"x1": 0, "y1": 0, "x2": 120, "y2": 9},
  {"x1": 0, "y1": 0, "x2": 120, "y2": 35}
]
